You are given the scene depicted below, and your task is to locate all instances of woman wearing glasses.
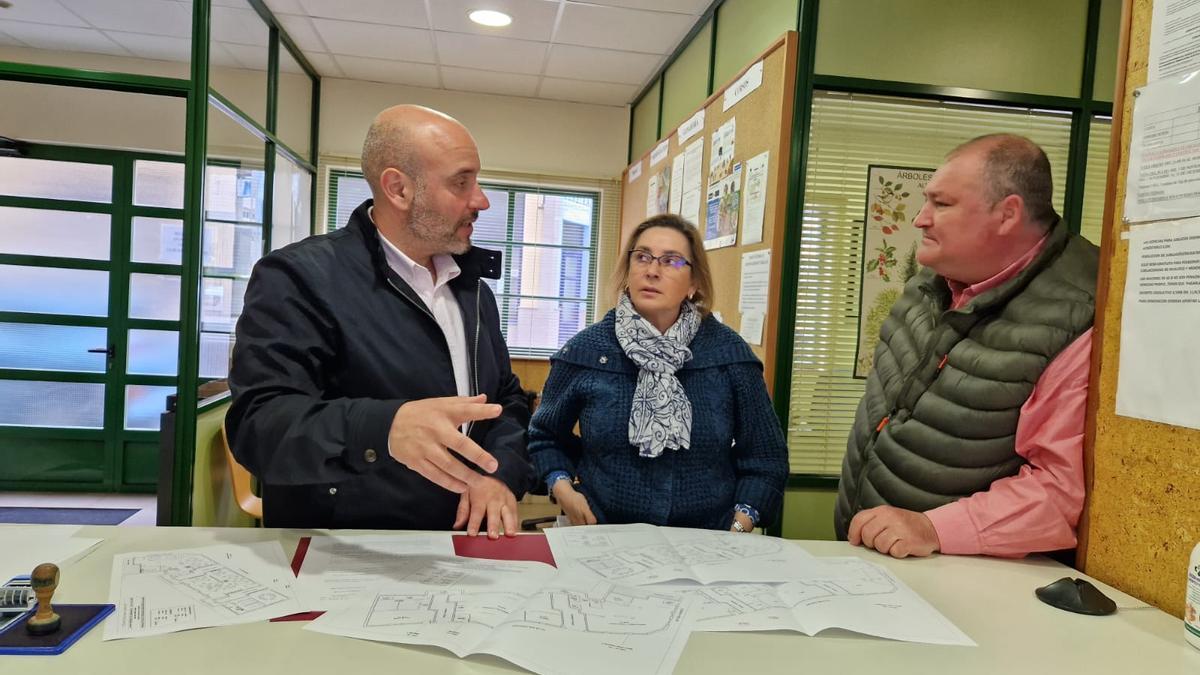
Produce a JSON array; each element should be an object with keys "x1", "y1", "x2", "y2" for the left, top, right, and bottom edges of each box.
[{"x1": 527, "y1": 214, "x2": 788, "y2": 532}]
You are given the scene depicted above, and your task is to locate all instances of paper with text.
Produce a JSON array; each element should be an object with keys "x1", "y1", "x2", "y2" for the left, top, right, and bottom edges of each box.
[{"x1": 104, "y1": 542, "x2": 301, "y2": 640}]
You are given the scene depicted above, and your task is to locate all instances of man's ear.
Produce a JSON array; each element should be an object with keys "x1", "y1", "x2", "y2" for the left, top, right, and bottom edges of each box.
[
  {"x1": 995, "y1": 193, "x2": 1025, "y2": 234},
  {"x1": 378, "y1": 167, "x2": 416, "y2": 212}
]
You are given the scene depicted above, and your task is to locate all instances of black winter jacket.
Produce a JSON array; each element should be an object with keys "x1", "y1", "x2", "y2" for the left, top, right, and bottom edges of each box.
[{"x1": 226, "y1": 200, "x2": 535, "y2": 529}]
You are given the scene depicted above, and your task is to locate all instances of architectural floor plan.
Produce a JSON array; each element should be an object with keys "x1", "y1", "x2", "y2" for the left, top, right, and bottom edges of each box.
[{"x1": 105, "y1": 542, "x2": 301, "y2": 640}]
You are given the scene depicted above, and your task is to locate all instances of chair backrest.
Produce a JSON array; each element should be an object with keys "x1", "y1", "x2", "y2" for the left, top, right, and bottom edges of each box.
[{"x1": 220, "y1": 422, "x2": 263, "y2": 520}]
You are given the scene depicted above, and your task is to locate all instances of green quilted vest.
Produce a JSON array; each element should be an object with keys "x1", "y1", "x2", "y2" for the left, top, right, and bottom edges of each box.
[{"x1": 834, "y1": 219, "x2": 1098, "y2": 538}]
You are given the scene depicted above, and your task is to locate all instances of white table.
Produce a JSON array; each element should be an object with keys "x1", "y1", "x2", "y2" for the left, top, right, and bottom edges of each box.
[{"x1": 3, "y1": 526, "x2": 1199, "y2": 674}]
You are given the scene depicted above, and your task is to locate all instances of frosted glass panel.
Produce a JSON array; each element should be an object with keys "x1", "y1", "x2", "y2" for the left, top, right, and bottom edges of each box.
[
  {"x1": 0, "y1": 323, "x2": 107, "y2": 372},
  {"x1": 203, "y1": 224, "x2": 261, "y2": 276},
  {"x1": 205, "y1": 164, "x2": 265, "y2": 223},
  {"x1": 0, "y1": 265, "x2": 109, "y2": 316},
  {"x1": 127, "y1": 329, "x2": 178, "y2": 376},
  {"x1": 0, "y1": 380, "x2": 104, "y2": 429},
  {"x1": 124, "y1": 385, "x2": 175, "y2": 430},
  {"x1": 128, "y1": 273, "x2": 180, "y2": 321},
  {"x1": 200, "y1": 331, "x2": 233, "y2": 379},
  {"x1": 271, "y1": 153, "x2": 313, "y2": 251},
  {"x1": 200, "y1": 277, "x2": 236, "y2": 330},
  {"x1": 131, "y1": 217, "x2": 185, "y2": 265},
  {"x1": 133, "y1": 160, "x2": 185, "y2": 209},
  {"x1": 0, "y1": 156, "x2": 112, "y2": 203},
  {"x1": 0, "y1": 207, "x2": 111, "y2": 260}
]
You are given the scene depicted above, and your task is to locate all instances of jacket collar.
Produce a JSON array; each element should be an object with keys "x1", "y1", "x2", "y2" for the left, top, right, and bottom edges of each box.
[
  {"x1": 348, "y1": 199, "x2": 502, "y2": 285},
  {"x1": 919, "y1": 217, "x2": 1072, "y2": 334},
  {"x1": 554, "y1": 309, "x2": 760, "y2": 373}
]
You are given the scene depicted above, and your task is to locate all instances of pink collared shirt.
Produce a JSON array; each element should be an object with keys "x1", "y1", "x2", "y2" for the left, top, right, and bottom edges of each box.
[{"x1": 924, "y1": 236, "x2": 1091, "y2": 558}]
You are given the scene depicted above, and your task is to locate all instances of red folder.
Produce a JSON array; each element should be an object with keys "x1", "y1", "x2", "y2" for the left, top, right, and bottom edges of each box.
[
  {"x1": 452, "y1": 533, "x2": 556, "y2": 566},
  {"x1": 271, "y1": 533, "x2": 555, "y2": 622}
]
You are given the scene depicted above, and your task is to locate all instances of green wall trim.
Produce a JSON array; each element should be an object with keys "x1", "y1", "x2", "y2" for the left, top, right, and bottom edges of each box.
[
  {"x1": 172, "y1": 0, "x2": 212, "y2": 526},
  {"x1": 765, "y1": 0, "x2": 819, "y2": 537},
  {"x1": 1062, "y1": 0, "x2": 1105, "y2": 234},
  {"x1": 630, "y1": 0, "x2": 725, "y2": 110},
  {"x1": 0, "y1": 61, "x2": 190, "y2": 97},
  {"x1": 660, "y1": 20, "x2": 713, "y2": 134}
]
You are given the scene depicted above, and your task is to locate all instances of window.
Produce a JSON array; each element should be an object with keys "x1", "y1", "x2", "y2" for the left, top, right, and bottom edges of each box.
[
  {"x1": 325, "y1": 169, "x2": 602, "y2": 357},
  {"x1": 1080, "y1": 115, "x2": 1113, "y2": 246},
  {"x1": 788, "y1": 91, "x2": 1074, "y2": 475}
]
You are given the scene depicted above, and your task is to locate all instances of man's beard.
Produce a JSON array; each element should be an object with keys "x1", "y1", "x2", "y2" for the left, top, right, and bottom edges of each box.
[{"x1": 409, "y1": 190, "x2": 473, "y2": 255}]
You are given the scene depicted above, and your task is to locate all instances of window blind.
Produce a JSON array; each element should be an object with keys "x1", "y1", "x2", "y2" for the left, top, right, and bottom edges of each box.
[
  {"x1": 788, "y1": 91, "x2": 1073, "y2": 475},
  {"x1": 319, "y1": 162, "x2": 620, "y2": 358},
  {"x1": 1079, "y1": 115, "x2": 1113, "y2": 246}
]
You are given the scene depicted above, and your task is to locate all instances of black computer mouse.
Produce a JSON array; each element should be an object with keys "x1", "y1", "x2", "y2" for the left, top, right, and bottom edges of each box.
[{"x1": 1034, "y1": 577, "x2": 1117, "y2": 616}]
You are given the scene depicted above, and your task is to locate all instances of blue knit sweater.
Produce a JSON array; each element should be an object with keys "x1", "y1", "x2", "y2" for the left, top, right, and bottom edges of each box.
[{"x1": 528, "y1": 310, "x2": 789, "y2": 530}]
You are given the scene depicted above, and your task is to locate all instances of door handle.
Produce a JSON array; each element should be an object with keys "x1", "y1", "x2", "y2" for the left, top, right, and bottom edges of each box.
[{"x1": 88, "y1": 345, "x2": 115, "y2": 358}]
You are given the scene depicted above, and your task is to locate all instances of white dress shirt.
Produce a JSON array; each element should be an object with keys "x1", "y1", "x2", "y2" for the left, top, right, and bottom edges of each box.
[{"x1": 375, "y1": 224, "x2": 472, "y2": 401}]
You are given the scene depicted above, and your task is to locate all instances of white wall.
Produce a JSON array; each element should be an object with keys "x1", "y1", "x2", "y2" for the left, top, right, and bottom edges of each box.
[{"x1": 319, "y1": 78, "x2": 629, "y2": 180}]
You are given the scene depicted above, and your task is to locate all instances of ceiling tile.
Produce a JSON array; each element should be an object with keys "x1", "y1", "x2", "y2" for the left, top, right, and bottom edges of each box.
[
  {"x1": 104, "y1": 30, "x2": 192, "y2": 62},
  {"x1": 440, "y1": 66, "x2": 538, "y2": 97},
  {"x1": 207, "y1": 41, "x2": 241, "y2": 68},
  {"x1": 0, "y1": 0, "x2": 90, "y2": 27},
  {"x1": 569, "y1": 0, "x2": 711, "y2": 14},
  {"x1": 221, "y1": 41, "x2": 269, "y2": 70},
  {"x1": 210, "y1": 5, "x2": 269, "y2": 46},
  {"x1": 556, "y1": 3, "x2": 692, "y2": 54},
  {"x1": 434, "y1": 31, "x2": 546, "y2": 75},
  {"x1": 57, "y1": 0, "x2": 192, "y2": 38},
  {"x1": 297, "y1": 0, "x2": 427, "y2": 28},
  {"x1": 429, "y1": 0, "x2": 559, "y2": 42},
  {"x1": 276, "y1": 14, "x2": 326, "y2": 52},
  {"x1": 545, "y1": 44, "x2": 660, "y2": 85},
  {"x1": 313, "y1": 18, "x2": 434, "y2": 62},
  {"x1": 0, "y1": 28, "x2": 24, "y2": 47},
  {"x1": 0, "y1": 20, "x2": 130, "y2": 55},
  {"x1": 538, "y1": 77, "x2": 636, "y2": 106},
  {"x1": 298, "y1": 51, "x2": 343, "y2": 77},
  {"x1": 260, "y1": 0, "x2": 307, "y2": 14},
  {"x1": 334, "y1": 55, "x2": 439, "y2": 88}
]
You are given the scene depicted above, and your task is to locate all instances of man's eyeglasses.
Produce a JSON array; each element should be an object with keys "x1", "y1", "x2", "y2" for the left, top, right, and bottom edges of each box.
[{"x1": 629, "y1": 249, "x2": 692, "y2": 271}]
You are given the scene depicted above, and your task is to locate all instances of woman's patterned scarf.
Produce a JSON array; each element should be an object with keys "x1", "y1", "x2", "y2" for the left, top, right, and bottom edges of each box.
[{"x1": 614, "y1": 292, "x2": 700, "y2": 458}]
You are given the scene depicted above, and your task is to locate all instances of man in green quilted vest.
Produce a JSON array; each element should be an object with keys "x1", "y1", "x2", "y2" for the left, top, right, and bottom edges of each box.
[{"x1": 835, "y1": 134, "x2": 1099, "y2": 559}]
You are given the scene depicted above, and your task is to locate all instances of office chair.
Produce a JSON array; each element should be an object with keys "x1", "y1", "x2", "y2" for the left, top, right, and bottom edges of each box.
[{"x1": 219, "y1": 422, "x2": 263, "y2": 520}]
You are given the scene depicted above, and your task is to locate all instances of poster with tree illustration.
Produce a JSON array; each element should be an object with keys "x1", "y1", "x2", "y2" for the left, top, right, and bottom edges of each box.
[{"x1": 854, "y1": 165, "x2": 934, "y2": 378}]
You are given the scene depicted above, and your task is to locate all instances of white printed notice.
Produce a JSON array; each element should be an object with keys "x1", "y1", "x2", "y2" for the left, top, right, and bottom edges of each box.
[
  {"x1": 739, "y1": 311, "x2": 764, "y2": 346},
  {"x1": 628, "y1": 160, "x2": 643, "y2": 184},
  {"x1": 650, "y1": 139, "x2": 670, "y2": 167},
  {"x1": 739, "y1": 249, "x2": 771, "y2": 316},
  {"x1": 679, "y1": 138, "x2": 705, "y2": 227},
  {"x1": 1149, "y1": 0, "x2": 1200, "y2": 83},
  {"x1": 677, "y1": 109, "x2": 705, "y2": 145},
  {"x1": 668, "y1": 153, "x2": 686, "y2": 214},
  {"x1": 104, "y1": 542, "x2": 302, "y2": 640},
  {"x1": 741, "y1": 151, "x2": 769, "y2": 245},
  {"x1": 1125, "y1": 74, "x2": 1200, "y2": 222},
  {"x1": 723, "y1": 59, "x2": 763, "y2": 112},
  {"x1": 1115, "y1": 218, "x2": 1200, "y2": 429}
]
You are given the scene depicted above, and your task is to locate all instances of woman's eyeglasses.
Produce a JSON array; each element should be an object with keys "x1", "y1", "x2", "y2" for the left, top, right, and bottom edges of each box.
[{"x1": 629, "y1": 249, "x2": 692, "y2": 271}]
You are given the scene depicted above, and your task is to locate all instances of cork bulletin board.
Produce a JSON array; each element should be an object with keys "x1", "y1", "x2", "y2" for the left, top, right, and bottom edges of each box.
[
  {"x1": 1078, "y1": 0, "x2": 1200, "y2": 616},
  {"x1": 617, "y1": 32, "x2": 798, "y2": 395}
]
